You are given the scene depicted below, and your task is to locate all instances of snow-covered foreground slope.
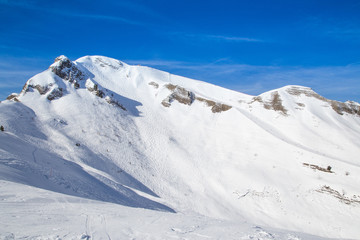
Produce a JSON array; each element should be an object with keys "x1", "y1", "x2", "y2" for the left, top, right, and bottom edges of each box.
[
  {"x1": 1, "y1": 55, "x2": 360, "y2": 239},
  {"x1": 0, "y1": 180, "x2": 333, "y2": 240}
]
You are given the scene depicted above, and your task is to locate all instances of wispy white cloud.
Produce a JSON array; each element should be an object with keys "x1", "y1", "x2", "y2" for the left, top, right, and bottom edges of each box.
[
  {"x1": 125, "y1": 58, "x2": 270, "y2": 72},
  {"x1": 204, "y1": 34, "x2": 261, "y2": 42},
  {"x1": 65, "y1": 13, "x2": 143, "y2": 25},
  {"x1": 171, "y1": 32, "x2": 262, "y2": 43},
  {"x1": 0, "y1": 0, "x2": 147, "y2": 26},
  {"x1": 125, "y1": 58, "x2": 360, "y2": 102},
  {"x1": 227, "y1": 64, "x2": 360, "y2": 102},
  {"x1": 0, "y1": 56, "x2": 48, "y2": 96}
]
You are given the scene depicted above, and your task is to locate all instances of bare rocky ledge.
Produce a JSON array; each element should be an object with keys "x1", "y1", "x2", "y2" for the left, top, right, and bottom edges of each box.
[{"x1": 161, "y1": 83, "x2": 232, "y2": 113}]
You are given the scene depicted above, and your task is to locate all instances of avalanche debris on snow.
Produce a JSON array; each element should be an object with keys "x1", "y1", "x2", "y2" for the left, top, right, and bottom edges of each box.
[
  {"x1": 302, "y1": 163, "x2": 333, "y2": 173},
  {"x1": 316, "y1": 185, "x2": 360, "y2": 205}
]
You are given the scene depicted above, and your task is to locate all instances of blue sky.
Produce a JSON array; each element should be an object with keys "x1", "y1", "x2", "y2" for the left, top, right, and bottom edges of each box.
[{"x1": 1, "y1": 0, "x2": 359, "y2": 102}]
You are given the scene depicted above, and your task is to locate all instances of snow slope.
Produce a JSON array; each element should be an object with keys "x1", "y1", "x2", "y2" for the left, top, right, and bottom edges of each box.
[{"x1": 1, "y1": 55, "x2": 360, "y2": 239}]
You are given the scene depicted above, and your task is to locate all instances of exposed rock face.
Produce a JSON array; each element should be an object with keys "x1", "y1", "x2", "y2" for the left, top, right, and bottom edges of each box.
[
  {"x1": 15, "y1": 56, "x2": 127, "y2": 108},
  {"x1": 330, "y1": 101, "x2": 360, "y2": 116},
  {"x1": 148, "y1": 82, "x2": 159, "y2": 89},
  {"x1": 86, "y1": 79, "x2": 126, "y2": 110},
  {"x1": 17, "y1": 56, "x2": 85, "y2": 101},
  {"x1": 20, "y1": 82, "x2": 63, "y2": 101},
  {"x1": 196, "y1": 97, "x2": 232, "y2": 113},
  {"x1": 249, "y1": 86, "x2": 359, "y2": 117},
  {"x1": 263, "y1": 92, "x2": 288, "y2": 115},
  {"x1": 18, "y1": 56, "x2": 126, "y2": 108},
  {"x1": 161, "y1": 84, "x2": 195, "y2": 107},
  {"x1": 105, "y1": 96, "x2": 127, "y2": 111},
  {"x1": 287, "y1": 86, "x2": 360, "y2": 116},
  {"x1": 50, "y1": 55, "x2": 85, "y2": 84},
  {"x1": 286, "y1": 86, "x2": 327, "y2": 101},
  {"x1": 85, "y1": 79, "x2": 105, "y2": 98},
  {"x1": 47, "y1": 88, "x2": 63, "y2": 101},
  {"x1": 20, "y1": 84, "x2": 49, "y2": 95},
  {"x1": 6, "y1": 93, "x2": 20, "y2": 102},
  {"x1": 32, "y1": 85, "x2": 49, "y2": 95},
  {"x1": 21, "y1": 83, "x2": 49, "y2": 95},
  {"x1": 161, "y1": 84, "x2": 232, "y2": 113},
  {"x1": 250, "y1": 92, "x2": 288, "y2": 115}
]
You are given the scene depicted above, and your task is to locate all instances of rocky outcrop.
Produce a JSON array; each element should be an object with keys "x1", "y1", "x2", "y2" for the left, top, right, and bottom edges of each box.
[
  {"x1": 196, "y1": 97, "x2": 232, "y2": 113},
  {"x1": 49, "y1": 55, "x2": 85, "y2": 86},
  {"x1": 105, "y1": 96, "x2": 126, "y2": 111},
  {"x1": 148, "y1": 82, "x2": 159, "y2": 89},
  {"x1": 85, "y1": 79, "x2": 105, "y2": 98},
  {"x1": 161, "y1": 84, "x2": 195, "y2": 107},
  {"x1": 287, "y1": 86, "x2": 360, "y2": 116},
  {"x1": 47, "y1": 88, "x2": 63, "y2": 101},
  {"x1": 330, "y1": 101, "x2": 360, "y2": 116},
  {"x1": 85, "y1": 79, "x2": 126, "y2": 110},
  {"x1": 286, "y1": 86, "x2": 326, "y2": 101},
  {"x1": 263, "y1": 92, "x2": 288, "y2": 115},
  {"x1": 20, "y1": 82, "x2": 63, "y2": 101},
  {"x1": 161, "y1": 84, "x2": 232, "y2": 113},
  {"x1": 250, "y1": 92, "x2": 288, "y2": 115},
  {"x1": 17, "y1": 56, "x2": 84, "y2": 101},
  {"x1": 6, "y1": 93, "x2": 20, "y2": 102},
  {"x1": 31, "y1": 85, "x2": 49, "y2": 95}
]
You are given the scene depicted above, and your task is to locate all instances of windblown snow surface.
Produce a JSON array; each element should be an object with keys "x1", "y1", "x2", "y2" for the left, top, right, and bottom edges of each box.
[{"x1": 1, "y1": 55, "x2": 360, "y2": 239}]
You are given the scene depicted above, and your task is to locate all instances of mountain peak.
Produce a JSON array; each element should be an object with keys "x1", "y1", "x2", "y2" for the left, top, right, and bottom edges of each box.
[
  {"x1": 1, "y1": 55, "x2": 360, "y2": 239},
  {"x1": 50, "y1": 55, "x2": 72, "y2": 70},
  {"x1": 53, "y1": 54, "x2": 70, "y2": 62},
  {"x1": 283, "y1": 85, "x2": 323, "y2": 99},
  {"x1": 49, "y1": 55, "x2": 85, "y2": 83}
]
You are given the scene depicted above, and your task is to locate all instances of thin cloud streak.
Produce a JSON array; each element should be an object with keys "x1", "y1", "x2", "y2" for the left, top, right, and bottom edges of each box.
[
  {"x1": 125, "y1": 58, "x2": 360, "y2": 102},
  {"x1": 205, "y1": 34, "x2": 261, "y2": 42},
  {"x1": 170, "y1": 32, "x2": 262, "y2": 43},
  {"x1": 125, "y1": 59, "x2": 270, "y2": 72},
  {"x1": 67, "y1": 13, "x2": 143, "y2": 25},
  {"x1": 0, "y1": 0, "x2": 147, "y2": 26}
]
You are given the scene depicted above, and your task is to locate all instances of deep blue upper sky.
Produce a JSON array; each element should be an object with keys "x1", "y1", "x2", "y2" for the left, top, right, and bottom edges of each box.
[{"x1": 1, "y1": 0, "x2": 359, "y2": 102}]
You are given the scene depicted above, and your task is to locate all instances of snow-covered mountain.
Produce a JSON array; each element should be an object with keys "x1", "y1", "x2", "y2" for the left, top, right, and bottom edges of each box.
[{"x1": 1, "y1": 55, "x2": 359, "y2": 239}]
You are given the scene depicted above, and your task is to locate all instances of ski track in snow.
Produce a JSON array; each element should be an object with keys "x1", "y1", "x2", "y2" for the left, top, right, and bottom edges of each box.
[{"x1": 31, "y1": 147, "x2": 37, "y2": 163}]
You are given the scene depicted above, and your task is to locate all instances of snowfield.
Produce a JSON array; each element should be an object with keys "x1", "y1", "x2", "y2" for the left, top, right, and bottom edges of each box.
[
  {"x1": 0, "y1": 180, "x2": 332, "y2": 240},
  {"x1": 0, "y1": 55, "x2": 359, "y2": 239}
]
